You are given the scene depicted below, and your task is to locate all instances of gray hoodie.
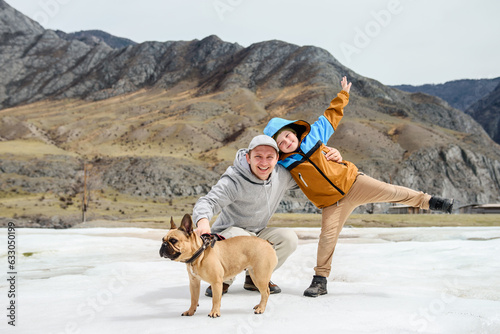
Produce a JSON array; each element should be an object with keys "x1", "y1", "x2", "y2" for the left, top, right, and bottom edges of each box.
[{"x1": 192, "y1": 148, "x2": 297, "y2": 233}]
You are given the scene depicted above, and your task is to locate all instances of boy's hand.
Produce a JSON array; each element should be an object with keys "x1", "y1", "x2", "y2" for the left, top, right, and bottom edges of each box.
[
  {"x1": 341, "y1": 76, "x2": 352, "y2": 93},
  {"x1": 324, "y1": 146, "x2": 343, "y2": 163}
]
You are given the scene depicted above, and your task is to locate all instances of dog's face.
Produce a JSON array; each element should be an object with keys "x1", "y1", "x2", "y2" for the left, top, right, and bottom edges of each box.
[{"x1": 159, "y1": 214, "x2": 196, "y2": 261}]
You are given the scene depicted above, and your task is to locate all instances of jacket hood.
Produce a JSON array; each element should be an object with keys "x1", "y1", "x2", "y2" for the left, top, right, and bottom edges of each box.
[
  {"x1": 264, "y1": 118, "x2": 297, "y2": 138},
  {"x1": 264, "y1": 117, "x2": 310, "y2": 145}
]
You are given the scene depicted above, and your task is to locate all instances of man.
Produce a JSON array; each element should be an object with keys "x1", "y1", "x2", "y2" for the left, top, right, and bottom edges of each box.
[{"x1": 193, "y1": 135, "x2": 298, "y2": 296}]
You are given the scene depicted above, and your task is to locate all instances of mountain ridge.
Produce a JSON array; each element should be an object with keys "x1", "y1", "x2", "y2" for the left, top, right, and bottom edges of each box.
[
  {"x1": 55, "y1": 29, "x2": 137, "y2": 49},
  {"x1": 465, "y1": 82, "x2": 500, "y2": 144},
  {"x1": 393, "y1": 78, "x2": 500, "y2": 144},
  {"x1": 1, "y1": 0, "x2": 499, "y2": 226},
  {"x1": 392, "y1": 78, "x2": 500, "y2": 111}
]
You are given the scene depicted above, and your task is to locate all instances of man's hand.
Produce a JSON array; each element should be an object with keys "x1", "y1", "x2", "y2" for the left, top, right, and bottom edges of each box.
[
  {"x1": 324, "y1": 146, "x2": 343, "y2": 163},
  {"x1": 195, "y1": 218, "x2": 211, "y2": 236}
]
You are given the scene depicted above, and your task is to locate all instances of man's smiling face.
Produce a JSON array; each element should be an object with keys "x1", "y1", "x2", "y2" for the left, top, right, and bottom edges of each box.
[{"x1": 246, "y1": 145, "x2": 279, "y2": 180}]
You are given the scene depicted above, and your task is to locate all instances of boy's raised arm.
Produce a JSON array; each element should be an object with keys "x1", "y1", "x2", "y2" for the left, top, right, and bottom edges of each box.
[{"x1": 323, "y1": 76, "x2": 351, "y2": 130}]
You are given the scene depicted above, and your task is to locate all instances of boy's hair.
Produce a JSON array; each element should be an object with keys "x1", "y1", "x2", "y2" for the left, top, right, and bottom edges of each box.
[{"x1": 273, "y1": 126, "x2": 297, "y2": 140}]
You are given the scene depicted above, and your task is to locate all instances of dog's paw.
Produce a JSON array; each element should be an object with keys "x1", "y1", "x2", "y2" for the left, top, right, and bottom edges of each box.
[
  {"x1": 208, "y1": 310, "x2": 220, "y2": 318},
  {"x1": 181, "y1": 309, "x2": 196, "y2": 316},
  {"x1": 253, "y1": 304, "x2": 265, "y2": 314}
]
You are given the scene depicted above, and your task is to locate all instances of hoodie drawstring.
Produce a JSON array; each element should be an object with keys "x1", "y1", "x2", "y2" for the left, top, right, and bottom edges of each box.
[{"x1": 264, "y1": 184, "x2": 272, "y2": 217}]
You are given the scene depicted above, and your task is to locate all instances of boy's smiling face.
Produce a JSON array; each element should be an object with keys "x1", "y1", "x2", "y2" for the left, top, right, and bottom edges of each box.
[{"x1": 276, "y1": 130, "x2": 299, "y2": 153}]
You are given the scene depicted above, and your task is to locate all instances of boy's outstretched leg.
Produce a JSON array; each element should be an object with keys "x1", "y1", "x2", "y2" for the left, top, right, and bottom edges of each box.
[{"x1": 429, "y1": 196, "x2": 454, "y2": 213}]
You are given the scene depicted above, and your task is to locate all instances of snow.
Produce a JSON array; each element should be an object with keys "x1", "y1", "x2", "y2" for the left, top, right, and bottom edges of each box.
[{"x1": 2, "y1": 226, "x2": 500, "y2": 334}]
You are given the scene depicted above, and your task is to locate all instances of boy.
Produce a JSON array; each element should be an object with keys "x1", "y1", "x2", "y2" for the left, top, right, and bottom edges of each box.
[{"x1": 264, "y1": 76, "x2": 454, "y2": 297}]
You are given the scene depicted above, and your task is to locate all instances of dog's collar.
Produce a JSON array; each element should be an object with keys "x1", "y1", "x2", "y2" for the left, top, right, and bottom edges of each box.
[{"x1": 182, "y1": 234, "x2": 224, "y2": 264}]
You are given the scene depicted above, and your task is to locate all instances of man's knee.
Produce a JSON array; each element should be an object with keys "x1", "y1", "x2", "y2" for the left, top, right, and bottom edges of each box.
[
  {"x1": 281, "y1": 229, "x2": 298, "y2": 252},
  {"x1": 219, "y1": 226, "x2": 253, "y2": 239},
  {"x1": 266, "y1": 228, "x2": 298, "y2": 253},
  {"x1": 265, "y1": 228, "x2": 298, "y2": 270}
]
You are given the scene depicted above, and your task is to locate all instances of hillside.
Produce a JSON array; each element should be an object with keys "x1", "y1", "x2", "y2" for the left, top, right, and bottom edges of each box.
[
  {"x1": 393, "y1": 78, "x2": 500, "y2": 144},
  {"x1": 1, "y1": 0, "x2": 500, "y2": 227},
  {"x1": 392, "y1": 77, "x2": 500, "y2": 111},
  {"x1": 465, "y1": 82, "x2": 500, "y2": 144}
]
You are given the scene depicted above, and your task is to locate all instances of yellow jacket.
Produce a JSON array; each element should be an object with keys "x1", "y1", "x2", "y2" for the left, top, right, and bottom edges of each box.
[{"x1": 264, "y1": 91, "x2": 358, "y2": 208}]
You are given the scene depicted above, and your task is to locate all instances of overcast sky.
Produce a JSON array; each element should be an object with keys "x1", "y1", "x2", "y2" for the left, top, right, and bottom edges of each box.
[{"x1": 7, "y1": 0, "x2": 500, "y2": 85}]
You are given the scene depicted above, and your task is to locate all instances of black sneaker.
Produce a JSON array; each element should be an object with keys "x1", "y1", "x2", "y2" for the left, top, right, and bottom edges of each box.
[
  {"x1": 205, "y1": 283, "x2": 230, "y2": 297},
  {"x1": 243, "y1": 275, "x2": 281, "y2": 294},
  {"x1": 429, "y1": 196, "x2": 454, "y2": 213},
  {"x1": 303, "y1": 275, "x2": 327, "y2": 297}
]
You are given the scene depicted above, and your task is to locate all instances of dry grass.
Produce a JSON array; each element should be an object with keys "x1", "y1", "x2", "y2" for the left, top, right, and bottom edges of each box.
[
  {"x1": 2, "y1": 189, "x2": 499, "y2": 229},
  {"x1": 268, "y1": 213, "x2": 500, "y2": 228},
  {"x1": 0, "y1": 140, "x2": 78, "y2": 157},
  {"x1": 69, "y1": 212, "x2": 500, "y2": 229},
  {"x1": 1, "y1": 88, "x2": 499, "y2": 230},
  {"x1": 0, "y1": 190, "x2": 199, "y2": 224}
]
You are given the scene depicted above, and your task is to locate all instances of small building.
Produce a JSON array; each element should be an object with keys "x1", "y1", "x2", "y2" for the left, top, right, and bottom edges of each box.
[
  {"x1": 459, "y1": 204, "x2": 500, "y2": 214},
  {"x1": 387, "y1": 205, "x2": 430, "y2": 214}
]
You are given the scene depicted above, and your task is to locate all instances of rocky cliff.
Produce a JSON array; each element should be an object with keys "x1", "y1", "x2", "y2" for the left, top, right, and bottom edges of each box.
[
  {"x1": 393, "y1": 78, "x2": 500, "y2": 145},
  {"x1": 1, "y1": 0, "x2": 500, "y2": 226},
  {"x1": 392, "y1": 78, "x2": 500, "y2": 111},
  {"x1": 465, "y1": 83, "x2": 500, "y2": 145}
]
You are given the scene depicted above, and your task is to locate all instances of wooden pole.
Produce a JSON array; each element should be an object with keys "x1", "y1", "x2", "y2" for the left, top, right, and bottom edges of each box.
[{"x1": 82, "y1": 163, "x2": 88, "y2": 222}]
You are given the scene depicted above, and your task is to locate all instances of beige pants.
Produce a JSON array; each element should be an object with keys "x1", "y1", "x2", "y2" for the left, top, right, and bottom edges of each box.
[{"x1": 315, "y1": 173, "x2": 431, "y2": 277}]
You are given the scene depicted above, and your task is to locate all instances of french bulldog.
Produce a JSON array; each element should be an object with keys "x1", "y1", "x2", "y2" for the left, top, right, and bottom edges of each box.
[{"x1": 159, "y1": 214, "x2": 277, "y2": 318}]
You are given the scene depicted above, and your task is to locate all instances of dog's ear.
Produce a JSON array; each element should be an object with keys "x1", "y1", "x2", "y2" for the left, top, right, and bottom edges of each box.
[
  {"x1": 169, "y1": 217, "x2": 177, "y2": 230},
  {"x1": 179, "y1": 214, "x2": 194, "y2": 234}
]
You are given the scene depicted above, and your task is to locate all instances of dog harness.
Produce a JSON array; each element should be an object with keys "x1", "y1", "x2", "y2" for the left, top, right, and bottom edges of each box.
[{"x1": 183, "y1": 233, "x2": 225, "y2": 264}]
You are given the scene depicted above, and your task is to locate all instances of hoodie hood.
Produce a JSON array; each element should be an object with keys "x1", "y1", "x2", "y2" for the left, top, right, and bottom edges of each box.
[
  {"x1": 264, "y1": 118, "x2": 310, "y2": 142},
  {"x1": 264, "y1": 118, "x2": 297, "y2": 138}
]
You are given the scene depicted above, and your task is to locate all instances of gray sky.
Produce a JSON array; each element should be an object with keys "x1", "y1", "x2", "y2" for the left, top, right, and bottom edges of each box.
[{"x1": 7, "y1": 0, "x2": 500, "y2": 85}]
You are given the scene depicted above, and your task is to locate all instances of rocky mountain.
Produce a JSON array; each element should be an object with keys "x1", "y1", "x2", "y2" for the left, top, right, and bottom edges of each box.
[
  {"x1": 392, "y1": 78, "x2": 500, "y2": 111},
  {"x1": 465, "y1": 82, "x2": 500, "y2": 144},
  {"x1": 393, "y1": 78, "x2": 500, "y2": 144},
  {"x1": 55, "y1": 29, "x2": 137, "y2": 49},
  {"x1": 1, "y1": 0, "x2": 500, "y2": 226}
]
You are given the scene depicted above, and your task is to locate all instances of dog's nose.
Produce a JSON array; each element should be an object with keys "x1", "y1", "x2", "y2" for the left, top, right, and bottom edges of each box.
[{"x1": 159, "y1": 244, "x2": 166, "y2": 257}]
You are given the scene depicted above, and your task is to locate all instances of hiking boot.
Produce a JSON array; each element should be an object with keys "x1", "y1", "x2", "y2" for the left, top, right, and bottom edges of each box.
[
  {"x1": 243, "y1": 275, "x2": 281, "y2": 294},
  {"x1": 303, "y1": 275, "x2": 327, "y2": 297},
  {"x1": 429, "y1": 196, "x2": 454, "y2": 213},
  {"x1": 205, "y1": 283, "x2": 230, "y2": 297}
]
